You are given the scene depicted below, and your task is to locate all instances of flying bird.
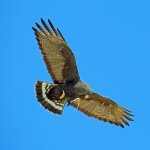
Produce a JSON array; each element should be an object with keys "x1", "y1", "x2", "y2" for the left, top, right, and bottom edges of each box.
[{"x1": 32, "y1": 18, "x2": 134, "y2": 128}]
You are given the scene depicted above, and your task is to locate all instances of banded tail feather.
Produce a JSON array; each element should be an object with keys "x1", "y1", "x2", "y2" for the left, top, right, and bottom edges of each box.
[{"x1": 35, "y1": 81, "x2": 67, "y2": 115}]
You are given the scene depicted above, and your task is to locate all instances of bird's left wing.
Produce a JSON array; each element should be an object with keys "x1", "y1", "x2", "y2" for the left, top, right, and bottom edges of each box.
[
  {"x1": 70, "y1": 93, "x2": 134, "y2": 128},
  {"x1": 32, "y1": 18, "x2": 80, "y2": 84}
]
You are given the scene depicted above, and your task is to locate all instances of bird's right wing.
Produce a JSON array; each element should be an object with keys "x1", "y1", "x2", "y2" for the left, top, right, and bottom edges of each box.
[
  {"x1": 32, "y1": 18, "x2": 80, "y2": 84},
  {"x1": 70, "y1": 93, "x2": 134, "y2": 128}
]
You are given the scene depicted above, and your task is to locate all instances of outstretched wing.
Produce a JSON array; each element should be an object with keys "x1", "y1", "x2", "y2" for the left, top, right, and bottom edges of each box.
[
  {"x1": 70, "y1": 93, "x2": 133, "y2": 128},
  {"x1": 32, "y1": 18, "x2": 80, "y2": 84}
]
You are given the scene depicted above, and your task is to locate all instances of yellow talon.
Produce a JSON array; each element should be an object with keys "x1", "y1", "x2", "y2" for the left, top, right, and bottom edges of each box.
[{"x1": 59, "y1": 90, "x2": 65, "y2": 99}]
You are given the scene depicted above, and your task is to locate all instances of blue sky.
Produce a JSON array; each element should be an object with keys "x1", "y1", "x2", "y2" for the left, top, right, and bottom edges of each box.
[{"x1": 1, "y1": 0, "x2": 150, "y2": 149}]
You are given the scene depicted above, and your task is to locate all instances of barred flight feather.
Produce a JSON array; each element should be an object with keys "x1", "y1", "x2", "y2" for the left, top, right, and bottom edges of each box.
[{"x1": 35, "y1": 81, "x2": 66, "y2": 115}]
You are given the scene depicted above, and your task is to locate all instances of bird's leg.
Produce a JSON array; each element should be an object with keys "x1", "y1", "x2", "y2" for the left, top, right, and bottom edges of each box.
[
  {"x1": 68, "y1": 97, "x2": 80, "y2": 108},
  {"x1": 76, "y1": 98, "x2": 80, "y2": 108}
]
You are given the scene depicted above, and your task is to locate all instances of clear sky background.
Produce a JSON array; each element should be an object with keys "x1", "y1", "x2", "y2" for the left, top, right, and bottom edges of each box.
[{"x1": 1, "y1": 0, "x2": 150, "y2": 150}]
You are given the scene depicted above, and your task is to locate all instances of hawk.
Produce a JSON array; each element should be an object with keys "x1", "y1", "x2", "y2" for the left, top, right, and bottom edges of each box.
[{"x1": 32, "y1": 18, "x2": 134, "y2": 128}]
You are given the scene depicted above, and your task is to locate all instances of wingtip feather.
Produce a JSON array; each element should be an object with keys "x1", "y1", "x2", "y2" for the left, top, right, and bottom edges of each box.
[
  {"x1": 32, "y1": 27, "x2": 37, "y2": 32},
  {"x1": 57, "y1": 28, "x2": 66, "y2": 42},
  {"x1": 124, "y1": 114, "x2": 134, "y2": 121},
  {"x1": 48, "y1": 19, "x2": 58, "y2": 35}
]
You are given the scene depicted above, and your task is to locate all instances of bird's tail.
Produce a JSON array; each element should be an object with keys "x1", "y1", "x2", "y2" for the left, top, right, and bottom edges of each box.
[{"x1": 35, "y1": 81, "x2": 67, "y2": 115}]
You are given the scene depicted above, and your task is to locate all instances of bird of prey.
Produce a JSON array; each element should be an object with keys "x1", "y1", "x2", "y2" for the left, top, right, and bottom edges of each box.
[{"x1": 32, "y1": 18, "x2": 134, "y2": 128}]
